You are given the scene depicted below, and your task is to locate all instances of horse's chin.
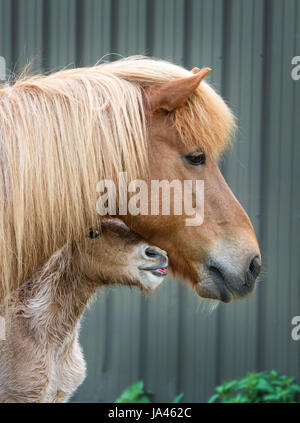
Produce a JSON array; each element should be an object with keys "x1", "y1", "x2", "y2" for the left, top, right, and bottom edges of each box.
[{"x1": 194, "y1": 279, "x2": 234, "y2": 303}]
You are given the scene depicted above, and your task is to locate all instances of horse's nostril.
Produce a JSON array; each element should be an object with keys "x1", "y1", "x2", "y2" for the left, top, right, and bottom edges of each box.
[
  {"x1": 145, "y1": 247, "x2": 160, "y2": 258},
  {"x1": 207, "y1": 256, "x2": 260, "y2": 301},
  {"x1": 248, "y1": 255, "x2": 261, "y2": 280}
]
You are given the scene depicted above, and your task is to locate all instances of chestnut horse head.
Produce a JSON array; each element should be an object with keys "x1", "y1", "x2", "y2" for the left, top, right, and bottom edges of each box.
[
  {"x1": 121, "y1": 66, "x2": 261, "y2": 303},
  {"x1": 0, "y1": 56, "x2": 260, "y2": 303}
]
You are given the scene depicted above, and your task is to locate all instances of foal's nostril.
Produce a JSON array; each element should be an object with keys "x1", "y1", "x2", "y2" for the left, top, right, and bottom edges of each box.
[
  {"x1": 145, "y1": 247, "x2": 161, "y2": 258},
  {"x1": 247, "y1": 255, "x2": 261, "y2": 280}
]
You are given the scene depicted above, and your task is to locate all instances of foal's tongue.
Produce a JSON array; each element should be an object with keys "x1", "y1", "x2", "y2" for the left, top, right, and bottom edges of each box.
[{"x1": 157, "y1": 268, "x2": 168, "y2": 274}]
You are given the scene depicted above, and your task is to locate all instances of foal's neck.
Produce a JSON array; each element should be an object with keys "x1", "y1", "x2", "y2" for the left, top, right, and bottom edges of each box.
[{"x1": 16, "y1": 244, "x2": 97, "y2": 345}]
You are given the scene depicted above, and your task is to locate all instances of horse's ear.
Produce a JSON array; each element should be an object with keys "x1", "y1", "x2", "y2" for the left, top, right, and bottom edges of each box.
[{"x1": 147, "y1": 67, "x2": 211, "y2": 112}]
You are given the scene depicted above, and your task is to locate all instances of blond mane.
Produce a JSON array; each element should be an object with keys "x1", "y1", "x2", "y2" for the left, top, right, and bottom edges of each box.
[{"x1": 0, "y1": 56, "x2": 234, "y2": 301}]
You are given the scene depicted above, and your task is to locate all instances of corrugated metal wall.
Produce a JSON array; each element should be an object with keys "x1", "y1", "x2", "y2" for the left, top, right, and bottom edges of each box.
[{"x1": 0, "y1": 0, "x2": 299, "y2": 402}]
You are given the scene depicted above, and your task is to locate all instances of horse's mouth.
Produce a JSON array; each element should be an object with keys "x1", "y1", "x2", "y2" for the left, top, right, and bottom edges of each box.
[
  {"x1": 140, "y1": 266, "x2": 168, "y2": 277},
  {"x1": 195, "y1": 267, "x2": 235, "y2": 303},
  {"x1": 195, "y1": 265, "x2": 257, "y2": 303}
]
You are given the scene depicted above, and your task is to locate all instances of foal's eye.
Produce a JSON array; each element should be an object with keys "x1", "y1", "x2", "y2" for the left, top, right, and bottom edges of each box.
[
  {"x1": 89, "y1": 229, "x2": 100, "y2": 239},
  {"x1": 184, "y1": 152, "x2": 206, "y2": 166}
]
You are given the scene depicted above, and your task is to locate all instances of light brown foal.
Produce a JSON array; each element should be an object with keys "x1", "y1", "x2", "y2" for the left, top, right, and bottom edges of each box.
[{"x1": 0, "y1": 220, "x2": 168, "y2": 403}]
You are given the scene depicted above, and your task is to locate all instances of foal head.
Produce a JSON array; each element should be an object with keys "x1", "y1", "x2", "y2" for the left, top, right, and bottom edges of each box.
[{"x1": 75, "y1": 220, "x2": 168, "y2": 292}]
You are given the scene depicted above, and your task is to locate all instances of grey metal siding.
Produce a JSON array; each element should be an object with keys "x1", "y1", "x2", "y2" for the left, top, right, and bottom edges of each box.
[{"x1": 0, "y1": 0, "x2": 299, "y2": 402}]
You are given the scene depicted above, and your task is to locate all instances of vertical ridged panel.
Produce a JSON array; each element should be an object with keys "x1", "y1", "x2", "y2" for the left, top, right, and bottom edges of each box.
[
  {"x1": 261, "y1": 0, "x2": 300, "y2": 378},
  {"x1": 44, "y1": 0, "x2": 76, "y2": 71},
  {"x1": 0, "y1": 0, "x2": 12, "y2": 75},
  {"x1": 217, "y1": 0, "x2": 264, "y2": 382},
  {"x1": 79, "y1": 0, "x2": 111, "y2": 66}
]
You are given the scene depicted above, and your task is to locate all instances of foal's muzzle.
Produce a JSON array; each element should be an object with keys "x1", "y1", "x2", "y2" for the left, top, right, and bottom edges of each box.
[
  {"x1": 196, "y1": 253, "x2": 262, "y2": 303},
  {"x1": 140, "y1": 246, "x2": 168, "y2": 276}
]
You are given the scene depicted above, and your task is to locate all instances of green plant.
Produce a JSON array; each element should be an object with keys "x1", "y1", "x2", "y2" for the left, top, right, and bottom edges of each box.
[
  {"x1": 115, "y1": 381, "x2": 152, "y2": 403},
  {"x1": 115, "y1": 381, "x2": 183, "y2": 403},
  {"x1": 209, "y1": 370, "x2": 300, "y2": 403}
]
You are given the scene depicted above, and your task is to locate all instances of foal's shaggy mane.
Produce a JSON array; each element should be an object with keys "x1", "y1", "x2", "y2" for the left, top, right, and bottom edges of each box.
[{"x1": 0, "y1": 56, "x2": 234, "y2": 301}]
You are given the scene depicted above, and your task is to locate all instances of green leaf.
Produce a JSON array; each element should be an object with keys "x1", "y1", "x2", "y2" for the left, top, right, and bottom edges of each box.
[
  {"x1": 208, "y1": 394, "x2": 219, "y2": 403},
  {"x1": 115, "y1": 381, "x2": 153, "y2": 403},
  {"x1": 256, "y1": 379, "x2": 274, "y2": 393},
  {"x1": 172, "y1": 393, "x2": 184, "y2": 403},
  {"x1": 221, "y1": 380, "x2": 237, "y2": 394},
  {"x1": 269, "y1": 370, "x2": 278, "y2": 379},
  {"x1": 136, "y1": 396, "x2": 152, "y2": 403}
]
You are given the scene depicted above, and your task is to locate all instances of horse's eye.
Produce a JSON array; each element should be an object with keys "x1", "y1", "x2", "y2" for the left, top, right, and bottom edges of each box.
[
  {"x1": 185, "y1": 152, "x2": 206, "y2": 166},
  {"x1": 89, "y1": 229, "x2": 100, "y2": 239}
]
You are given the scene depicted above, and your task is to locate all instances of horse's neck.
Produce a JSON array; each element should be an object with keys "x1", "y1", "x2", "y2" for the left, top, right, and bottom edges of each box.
[{"x1": 14, "y1": 245, "x2": 96, "y2": 346}]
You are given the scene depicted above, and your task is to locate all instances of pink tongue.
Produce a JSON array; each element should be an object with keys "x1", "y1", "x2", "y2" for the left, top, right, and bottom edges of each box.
[{"x1": 157, "y1": 268, "x2": 168, "y2": 274}]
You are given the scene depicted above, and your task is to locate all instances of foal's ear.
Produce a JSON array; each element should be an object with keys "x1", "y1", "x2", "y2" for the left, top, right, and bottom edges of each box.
[{"x1": 147, "y1": 67, "x2": 211, "y2": 112}]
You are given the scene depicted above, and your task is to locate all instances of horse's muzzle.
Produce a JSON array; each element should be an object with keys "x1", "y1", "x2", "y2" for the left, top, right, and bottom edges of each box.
[{"x1": 195, "y1": 253, "x2": 261, "y2": 303}]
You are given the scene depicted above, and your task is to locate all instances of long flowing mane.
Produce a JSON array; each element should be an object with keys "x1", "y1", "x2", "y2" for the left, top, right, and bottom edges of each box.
[{"x1": 0, "y1": 56, "x2": 234, "y2": 302}]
